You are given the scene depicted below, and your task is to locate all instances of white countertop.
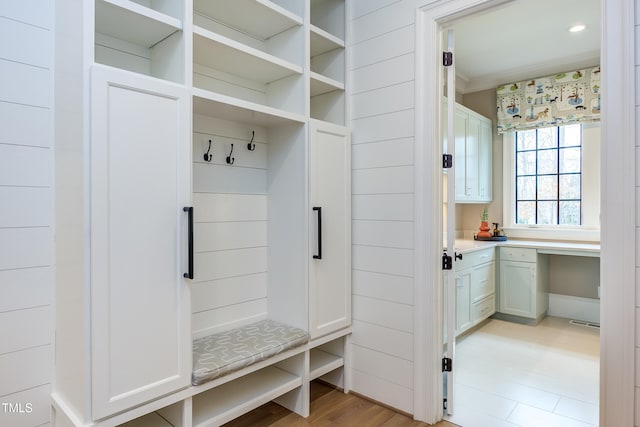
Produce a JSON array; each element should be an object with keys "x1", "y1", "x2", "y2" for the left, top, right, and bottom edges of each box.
[{"x1": 448, "y1": 239, "x2": 601, "y2": 255}]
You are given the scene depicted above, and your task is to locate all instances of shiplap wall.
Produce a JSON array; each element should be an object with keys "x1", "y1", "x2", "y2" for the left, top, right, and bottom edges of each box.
[
  {"x1": 191, "y1": 115, "x2": 269, "y2": 338},
  {"x1": 349, "y1": 0, "x2": 417, "y2": 413},
  {"x1": 0, "y1": 2, "x2": 53, "y2": 427},
  {"x1": 635, "y1": 1, "x2": 640, "y2": 424}
]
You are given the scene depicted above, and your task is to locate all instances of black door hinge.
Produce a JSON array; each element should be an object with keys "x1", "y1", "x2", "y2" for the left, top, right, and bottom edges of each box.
[
  {"x1": 443, "y1": 397, "x2": 448, "y2": 410},
  {"x1": 443, "y1": 154, "x2": 453, "y2": 168},
  {"x1": 442, "y1": 357, "x2": 453, "y2": 372},
  {"x1": 442, "y1": 253, "x2": 453, "y2": 270},
  {"x1": 443, "y1": 51, "x2": 453, "y2": 67}
]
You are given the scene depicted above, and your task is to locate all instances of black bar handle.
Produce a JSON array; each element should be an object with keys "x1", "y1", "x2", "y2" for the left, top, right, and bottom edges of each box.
[
  {"x1": 313, "y1": 206, "x2": 322, "y2": 260},
  {"x1": 183, "y1": 206, "x2": 194, "y2": 279}
]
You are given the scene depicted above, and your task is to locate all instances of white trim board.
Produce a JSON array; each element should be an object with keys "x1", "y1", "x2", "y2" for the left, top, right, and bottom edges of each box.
[{"x1": 548, "y1": 294, "x2": 600, "y2": 324}]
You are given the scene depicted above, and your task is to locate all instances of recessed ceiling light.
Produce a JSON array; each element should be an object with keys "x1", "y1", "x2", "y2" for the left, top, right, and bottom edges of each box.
[{"x1": 569, "y1": 24, "x2": 586, "y2": 33}]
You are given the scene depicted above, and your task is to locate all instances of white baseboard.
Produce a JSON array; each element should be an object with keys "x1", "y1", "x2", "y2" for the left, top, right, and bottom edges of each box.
[{"x1": 548, "y1": 293, "x2": 600, "y2": 323}]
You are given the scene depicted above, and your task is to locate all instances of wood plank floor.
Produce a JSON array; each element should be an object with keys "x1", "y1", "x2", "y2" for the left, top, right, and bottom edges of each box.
[{"x1": 222, "y1": 381, "x2": 459, "y2": 427}]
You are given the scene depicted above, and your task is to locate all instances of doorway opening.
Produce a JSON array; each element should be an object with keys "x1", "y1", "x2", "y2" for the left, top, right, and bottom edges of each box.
[{"x1": 415, "y1": 0, "x2": 610, "y2": 425}]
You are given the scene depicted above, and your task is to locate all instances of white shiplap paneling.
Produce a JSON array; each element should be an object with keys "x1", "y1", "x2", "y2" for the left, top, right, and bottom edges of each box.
[
  {"x1": 0, "y1": 228, "x2": 51, "y2": 271},
  {"x1": 0, "y1": 144, "x2": 50, "y2": 187},
  {"x1": 351, "y1": 24, "x2": 414, "y2": 70},
  {"x1": 351, "y1": 344, "x2": 413, "y2": 389},
  {"x1": 352, "y1": 219, "x2": 413, "y2": 249},
  {"x1": 0, "y1": 187, "x2": 50, "y2": 227},
  {"x1": 352, "y1": 165, "x2": 414, "y2": 195},
  {"x1": 0, "y1": 345, "x2": 52, "y2": 397},
  {"x1": 0, "y1": 267, "x2": 51, "y2": 313},
  {"x1": 0, "y1": 1, "x2": 50, "y2": 28},
  {"x1": 351, "y1": 319, "x2": 413, "y2": 361},
  {"x1": 352, "y1": 194, "x2": 414, "y2": 221},
  {"x1": 351, "y1": 109, "x2": 414, "y2": 145},
  {"x1": 353, "y1": 295, "x2": 413, "y2": 333},
  {"x1": 0, "y1": 102, "x2": 51, "y2": 147},
  {"x1": 351, "y1": 53, "x2": 414, "y2": 95},
  {"x1": 352, "y1": 137, "x2": 414, "y2": 169},
  {"x1": 194, "y1": 221, "x2": 267, "y2": 253},
  {"x1": 0, "y1": 384, "x2": 51, "y2": 427},
  {"x1": 352, "y1": 81, "x2": 414, "y2": 120},
  {"x1": 351, "y1": 0, "x2": 414, "y2": 45},
  {"x1": 192, "y1": 299, "x2": 267, "y2": 337},
  {"x1": 192, "y1": 163, "x2": 267, "y2": 194},
  {"x1": 352, "y1": 269, "x2": 413, "y2": 305},
  {"x1": 349, "y1": 0, "x2": 417, "y2": 414},
  {"x1": 193, "y1": 193, "x2": 267, "y2": 222},
  {"x1": 352, "y1": 245, "x2": 413, "y2": 277},
  {"x1": 194, "y1": 247, "x2": 267, "y2": 283},
  {"x1": 0, "y1": 306, "x2": 52, "y2": 355},
  {"x1": 0, "y1": 17, "x2": 50, "y2": 68},
  {"x1": 0, "y1": 59, "x2": 50, "y2": 107},
  {"x1": 191, "y1": 273, "x2": 268, "y2": 313}
]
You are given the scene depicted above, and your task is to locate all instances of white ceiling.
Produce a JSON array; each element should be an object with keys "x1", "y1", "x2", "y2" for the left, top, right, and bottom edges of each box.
[{"x1": 448, "y1": 0, "x2": 601, "y2": 94}]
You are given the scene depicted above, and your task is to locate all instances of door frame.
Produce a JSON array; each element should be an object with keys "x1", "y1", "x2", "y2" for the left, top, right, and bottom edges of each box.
[{"x1": 413, "y1": 0, "x2": 636, "y2": 425}]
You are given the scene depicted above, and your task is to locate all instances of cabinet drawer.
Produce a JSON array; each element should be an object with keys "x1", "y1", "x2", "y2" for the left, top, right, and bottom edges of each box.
[
  {"x1": 500, "y1": 247, "x2": 536, "y2": 262},
  {"x1": 472, "y1": 294, "x2": 495, "y2": 324},
  {"x1": 471, "y1": 261, "x2": 495, "y2": 302},
  {"x1": 469, "y1": 248, "x2": 495, "y2": 266}
]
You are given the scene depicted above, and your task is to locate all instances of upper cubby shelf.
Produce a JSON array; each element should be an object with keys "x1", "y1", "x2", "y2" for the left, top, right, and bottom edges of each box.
[
  {"x1": 95, "y1": 0, "x2": 182, "y2": 48},
  {"x1": 193, "y1": 0, "x2": 303, "y2": 41},
  {"x1": 310, "y1": 72, "x2": 344, "y2": 97},
  {"x1": 310, "y1": 25, "x2": 344, "y2": 57},
  {"x1": 193, "y1": 89, "x2": 306, "y2": 127},
  {"x1": 193, "y1": 26, "x2": 302, "y2": 84}
]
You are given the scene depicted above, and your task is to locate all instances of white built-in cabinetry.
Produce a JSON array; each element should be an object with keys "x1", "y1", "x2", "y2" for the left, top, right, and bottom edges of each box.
[
  {"x1": 498, "y1": 247, "x2": 549, "y2": 321},
  {"x1": 443, "y1": 99, "x2": 493, "y2": 203},
  {"x1": 454, "y1": 248, "x2": 496, "y2": 335},
  {"x1": 54, "y1": 1, "x2": 350, "y2": 426}
]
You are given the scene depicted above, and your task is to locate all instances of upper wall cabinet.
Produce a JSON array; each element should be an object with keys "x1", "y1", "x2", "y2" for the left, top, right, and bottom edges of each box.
[
  {"x1": 443, "y1": 99, "x2": 493, "y2": 203},
  {"x1": 310, "y1": 0, "x2": 346, "y2": 126},
  {"x1": 94, "y1": 0, "x2": 185, "y2": 83}
]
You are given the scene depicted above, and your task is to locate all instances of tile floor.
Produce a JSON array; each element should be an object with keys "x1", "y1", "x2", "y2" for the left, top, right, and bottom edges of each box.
[{"x1": 444, "y1": 316, "x2": 600, "y2": 427}]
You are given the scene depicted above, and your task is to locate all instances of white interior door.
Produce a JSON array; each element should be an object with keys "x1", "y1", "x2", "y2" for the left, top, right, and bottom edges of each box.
[{"x1": 444, "y1": 28, "x2": 457, "y2": 416}]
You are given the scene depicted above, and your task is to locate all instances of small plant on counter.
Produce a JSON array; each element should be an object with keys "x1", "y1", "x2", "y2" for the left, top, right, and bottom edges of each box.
[{"x1": 481, "y1": 206, "x2": 489, "y2": 222}]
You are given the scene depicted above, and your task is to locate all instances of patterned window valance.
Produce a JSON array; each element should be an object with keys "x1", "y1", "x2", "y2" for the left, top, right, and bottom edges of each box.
[{"x1": 496, "y1": 66, "x2": 601, "y2": 134}]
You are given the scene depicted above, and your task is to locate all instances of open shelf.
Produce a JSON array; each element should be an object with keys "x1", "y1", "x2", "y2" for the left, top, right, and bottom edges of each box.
[
  {"x1": 310, "y1": 24, "x2": 344, "y2": 57},
  {"x1": 119, "y1": 412, "x2": 174, "y2": 427},
  {"x1": 193, "y1": 26, "x2": 302, "y2": 84},
  {"x1": 310, "y1": 348, "x2": 344, "y2": 380},
  {"x1": 95, "y1": 0, "x2": 182, "y2": 48},
  {"x1": 193, "y1": 0, "x2": 302, "y2": 41},
  {"x1": 310, "y1": 0, "x2": 345, "y2": 41},
  {"x1": 310, "y1": 72, "x2": 344, "y2": 96},
  {"x1": 193, "y1": 89, "x2": 306, "y2": 127},
  {"x1": 192, "y1": 366, "x2": 301, "y2": 427}
]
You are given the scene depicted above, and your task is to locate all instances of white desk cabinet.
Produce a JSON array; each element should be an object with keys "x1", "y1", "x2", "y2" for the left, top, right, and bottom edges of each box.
[
  {"x1": 308, "y1": 120, "x2": 351, "y2": 339},
  {"x1": 499, "y1": 247, "x2": 549, "y2": 321},
  {"x1": 454, "y1": 247, "x2": 496, "y2": 335}
]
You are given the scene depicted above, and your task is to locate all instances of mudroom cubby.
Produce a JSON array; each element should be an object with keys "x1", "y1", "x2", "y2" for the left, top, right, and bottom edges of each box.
[
  {"x1": 192, "y1": 0, "x2": 305, "y2": 117},
  {"x1": 309, "y1": 0, "x2": 346, "y2": 125},
  {"x1": 94, "y1": 0, "x2": 186, "y2": 83},
  {"x1": 54, "y1": 1, "x2": 351, "y2": 426}
]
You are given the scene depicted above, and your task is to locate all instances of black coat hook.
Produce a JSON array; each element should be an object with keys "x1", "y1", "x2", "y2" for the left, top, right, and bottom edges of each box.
[
  {"x1": 247, "y1": 130, "x2": 256, "y2": 151},
  {"x1": 204, "y1": 139, "x2": 212, "y2": 162},
  {"x1": 226, "y1": 144, "x2": 235, "y2": 165}
]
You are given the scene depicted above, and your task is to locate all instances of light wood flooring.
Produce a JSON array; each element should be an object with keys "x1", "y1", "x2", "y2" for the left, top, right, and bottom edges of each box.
[{"x1": 222, "y1": 381, "x2": 459, "y2": 427}]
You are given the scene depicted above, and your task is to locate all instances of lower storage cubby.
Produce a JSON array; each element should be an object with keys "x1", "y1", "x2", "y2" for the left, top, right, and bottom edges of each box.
[
  {"x1": 192, "y1": 366, "x2": 302, "y2": 427},
  {"x1": 310, "y1": 348, "x2": 343, "y2": 380}
]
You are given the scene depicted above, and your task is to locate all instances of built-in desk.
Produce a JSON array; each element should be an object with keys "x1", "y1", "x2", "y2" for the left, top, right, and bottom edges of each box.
[{"x1": 451, "y1": 239, "x2": 601, "y2": 324}]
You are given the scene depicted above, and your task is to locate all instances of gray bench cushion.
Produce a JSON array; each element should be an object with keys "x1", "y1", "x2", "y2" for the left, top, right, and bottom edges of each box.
[{"x1": 192, "y1": 319, "x2": 309, "y2": 386}]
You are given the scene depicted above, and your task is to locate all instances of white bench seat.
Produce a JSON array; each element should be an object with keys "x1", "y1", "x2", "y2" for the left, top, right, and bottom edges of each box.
[{"x1": 192, "y1": 319, "x2": 309, "y2": 386}]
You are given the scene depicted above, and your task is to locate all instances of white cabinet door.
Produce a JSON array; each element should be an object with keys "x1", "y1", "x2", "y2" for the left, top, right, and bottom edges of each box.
[
  {"x1": 309, "y1": 120, "x2": 351, "y2": 339},
  {"x1": 90, "y1": 65, "x2": 191, "y2": 418},
  {"x1": 456, "y1": 268, "x2": 472, "y2": 334},
  {"x1": 499, "y1": 260, "x2": 536, "y2": 318},
  {"x1": 454, "y1": 108, "x2": 469, "y2": 201},
  {"x1": 478, "y1": 119, "x2": 493, "y2": 201}
]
